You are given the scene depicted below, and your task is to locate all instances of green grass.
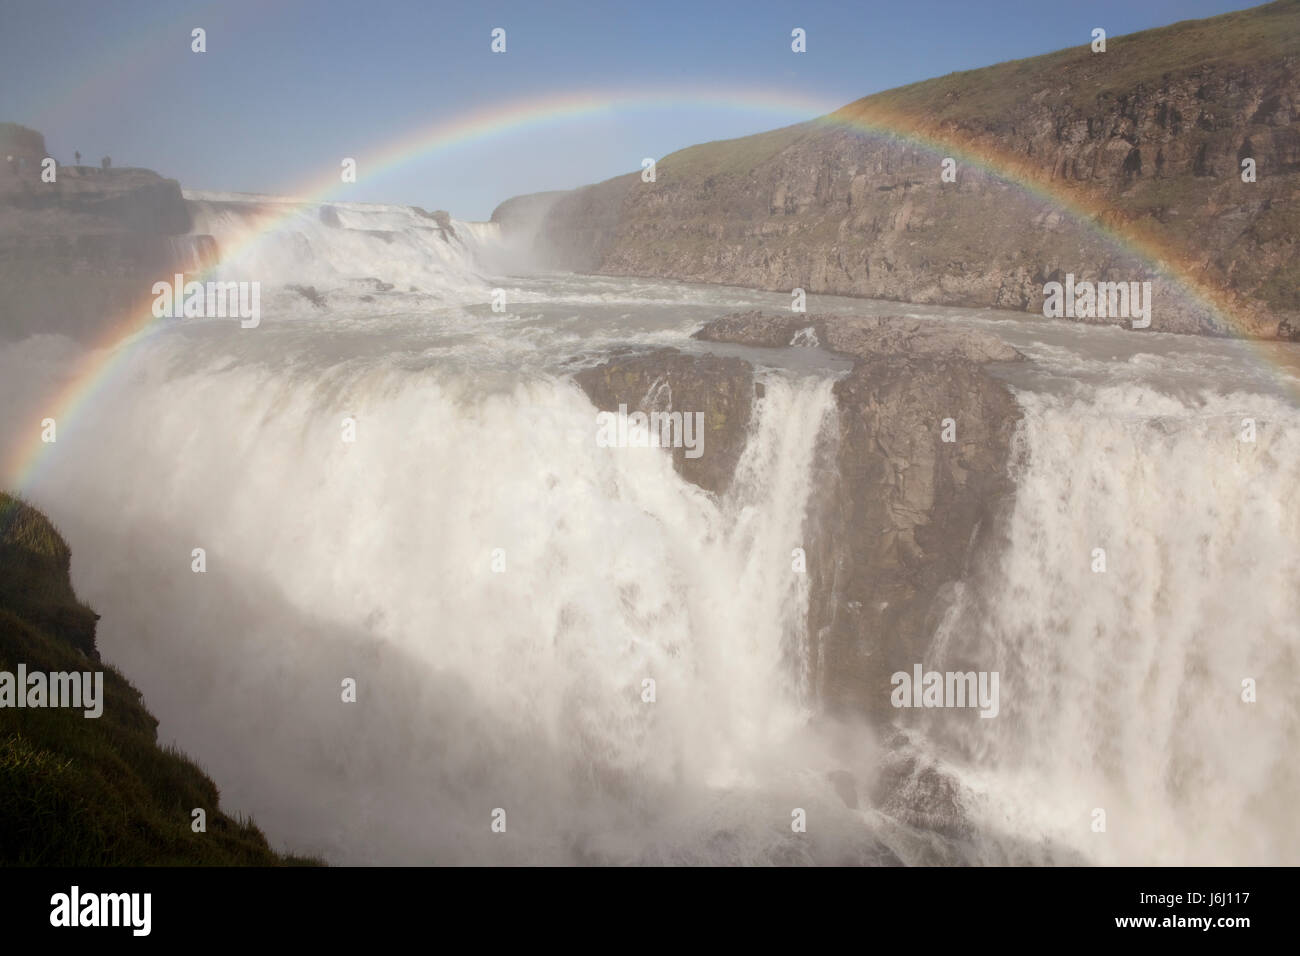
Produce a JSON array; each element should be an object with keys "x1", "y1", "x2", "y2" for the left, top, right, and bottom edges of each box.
[
  {"x1": 850, "y1": 0, "x2": 1300, "y2": 124},
  {"x1": 638, "y1": 1, "x2": 1300, "y2": 180},
  {"x1": 0, "y1": 492, "x2": 318, "y2": 865},
  {"x1": 657, "y1": 123, "x2": 812, "y2": 181},
  {"x1": 585, "y1": 1, "x2": 1298, "y2": 316}
]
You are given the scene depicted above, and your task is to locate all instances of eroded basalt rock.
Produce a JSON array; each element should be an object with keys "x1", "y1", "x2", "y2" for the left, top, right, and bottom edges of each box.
[
  {"x1": 697, "y1": 312, "x2": 1022, "y2": 719},
  {"x1": 573, "y1": 348, "x2": 755, "y2": 495},
  {"x1": 575, "y1": 314, "x2": 1025, "y2": 844},
  {"x1": 815, "y1": 353, "x2": 1019, "y2": 719},
  {"x1": 690, "y1": 310, "x2": 811, "y2": 348},
  {"x1": 503, "y1": 3, "x2": 1300, "y2": 338}
]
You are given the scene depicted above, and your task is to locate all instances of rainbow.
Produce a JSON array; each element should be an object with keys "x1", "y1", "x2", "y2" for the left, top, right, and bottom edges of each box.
[
  {"x1": 817, "y1": 97, "x2": 1260, "y2": 331},
  {"x1": 3, "y1": 85, "x2": 1280, "y2": 490}
]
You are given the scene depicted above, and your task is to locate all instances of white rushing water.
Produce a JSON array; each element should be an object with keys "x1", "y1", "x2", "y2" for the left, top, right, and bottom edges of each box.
[
  {"x1": 2, "y1": 195, "x2": 1298, "y2": 864},
  {"x1": 183, "y1": 190, "x2": 510, "y2": 312},
  {"x1": 929, "y1": 386, "x2": 1300, "y2": 865}
]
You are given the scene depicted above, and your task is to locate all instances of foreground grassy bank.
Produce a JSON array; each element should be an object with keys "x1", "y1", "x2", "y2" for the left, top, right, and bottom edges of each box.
[{"x1": 0, "y1": 492, "x2": 316, "y2": 865}]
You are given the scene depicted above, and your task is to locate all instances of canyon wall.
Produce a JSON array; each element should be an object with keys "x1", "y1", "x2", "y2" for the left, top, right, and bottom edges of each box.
[
  {"x1": 511, "y1": 1, "x2": 1300, "y2": 338},
  {"x1": 0, "y1": 123, "x2": 212, "y2": 342}
]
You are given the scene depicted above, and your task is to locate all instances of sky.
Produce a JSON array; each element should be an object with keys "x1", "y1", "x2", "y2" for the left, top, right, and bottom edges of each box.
[{"x1": 0, "y1": 0, "x2": 1267, "y2": 220}]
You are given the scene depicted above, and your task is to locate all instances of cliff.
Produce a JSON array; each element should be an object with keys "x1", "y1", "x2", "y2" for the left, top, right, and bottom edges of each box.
[
  {"x1": 0, "y1": 492, "x2": 313, "y2": 865},
  {"x1": 570, "y1": 314, "x2": 1029, "y2": 852},
  {"x1": 693, "y1": 314, "x2": 1023, "y2": 718},
  {"x1": 0, "y1": 123, "x2": 214, "y2": 342},
  {"x1": 573, "y1": 314, "x2": 1023, "y2": 722},
  {"x1": 509, "y1": 1, "x2": 1300, "y2": 338},
  {"x1": 574, "y1": 349, "x2": 756, "y2": 494}
]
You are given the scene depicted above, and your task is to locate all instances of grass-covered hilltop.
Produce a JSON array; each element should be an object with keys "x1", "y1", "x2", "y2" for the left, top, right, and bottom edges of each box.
[
  {"x1": 0, "y1": 492, "x2": 314, "y2": 865},
  {"x1": 509, "y1": 0, "x2": 1300, "y2": 338}
]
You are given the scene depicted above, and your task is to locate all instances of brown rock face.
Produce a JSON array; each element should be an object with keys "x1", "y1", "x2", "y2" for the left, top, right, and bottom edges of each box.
[
  {"x1": 572, "y1": 315, "x2": 1025, "y2": 843},
  {"x1": 811, "y1": 351, "x2": 1019, "y2": 718},
  {"x1": 573, "y1": 348, "x2": 756, "y2": 494},
  {"x1": 694, "y1": 312, "x2": 1022, "y2": 719},
  {"x1": 690, "y1": 309, "x2": 810, "y2": 348},
  {"x1": 506, "y1": 3, "x2": 1300, "y2": 338}
]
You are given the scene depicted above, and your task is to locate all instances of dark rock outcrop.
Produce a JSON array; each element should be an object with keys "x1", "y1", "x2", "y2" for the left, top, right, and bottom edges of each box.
[
  {"x1": 814, "y1": 345, "x2": 1019, "y2": 718},
  {"x1": 695, "y1": 312, "x2": 1022, "y2": 719},
  {"x1": 871, "y1": 746, "x2": 973, "y2": 841},
  {"x1": 574, "y1": 348, "x2": 755, "y2": 494},
  {"x1": 413, "y1": 206, "x2": 457, "y2": 240},
  {"x1": 581, "y1": 313, "x2": 1023, "y2": 722},
  {"x1": 0, "y1": 492, "x2": 99, "y2": 660}
]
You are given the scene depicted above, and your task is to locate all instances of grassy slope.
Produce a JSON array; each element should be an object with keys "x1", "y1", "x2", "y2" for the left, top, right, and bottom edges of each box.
[
  {"x1": 863, "y1": 0, "x2": 1300, "y2": 315},
  {"x1": 655, "y1": 123, "x2": 812, "y2": 181},
  {"x1": 658, "y1": 0, "x2": 1300, "y2": 179},
  {"x1": 597, "y1": 1, "x2": 1297, "y2": 319},
  {"x1": 0, "y1": 492, "x2": 316, "y2": 865},
  {"x1": 855, "y1": 0, "x2": 1300, "y2": 123}
]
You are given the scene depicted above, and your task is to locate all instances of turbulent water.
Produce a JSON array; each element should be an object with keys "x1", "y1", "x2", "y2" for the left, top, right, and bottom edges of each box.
[{"x1": 2, "y1": 196, "x2": 1298, "y2": 864}]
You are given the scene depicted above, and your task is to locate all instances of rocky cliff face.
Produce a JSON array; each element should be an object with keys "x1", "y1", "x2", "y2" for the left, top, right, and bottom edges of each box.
[
  {"x1": 694, "y1": 313, "x2": 1023, "y2": 719},
  {"x1": 575, "y1": 315, "x2": 1023, "y2": 722},
  {"x1": 512, "y1": 1, "x2": 1300, "y2": 338},
  {"x1": 574, "y1": 349, "x2": 756, "y2": 495},
  {"x1": 0, "y1": 123, "x2": 211, "y2": 342},
  {"x1": 573, "y1": 314, "x2": 1028, "y2": 852},
  {"x1": 569, "y1": 312, "x2": 1062, "y2": 853}
]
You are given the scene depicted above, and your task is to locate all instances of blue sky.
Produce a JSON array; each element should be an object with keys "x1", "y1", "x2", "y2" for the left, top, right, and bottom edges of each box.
[{"x1": 0, "y1": 0, "x2": 1265, "y2": 219}]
